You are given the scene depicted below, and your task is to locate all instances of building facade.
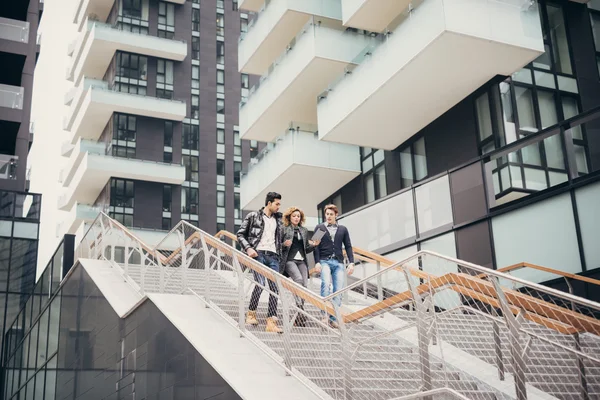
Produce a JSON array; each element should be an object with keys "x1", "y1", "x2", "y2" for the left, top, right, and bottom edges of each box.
[
  {"x1": 56, "y1": 0, "x2": 261, "y2": 245},
  {"x1": 238, "y1": 0, "x2": 600, "y2": 295}
]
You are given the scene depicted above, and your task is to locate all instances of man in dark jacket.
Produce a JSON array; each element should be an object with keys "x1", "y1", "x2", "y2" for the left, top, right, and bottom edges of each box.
[
  {"x1": 236, "y1": 192, "x2": 284, "y2": 333},
  {"x1": 313, "y1": 204, "x2": 354, "y2": 328}
]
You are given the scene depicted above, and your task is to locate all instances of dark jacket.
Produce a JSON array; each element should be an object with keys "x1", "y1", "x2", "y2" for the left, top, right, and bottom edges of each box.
[
  {"x1": 236, "y1": 207, "x2": 283, "y2": 255},
  {"x1": 313, "y1": 224, "x2": 354, "y2": 264},
  {"x1": 280, "y1": 224, "x2": 315, "y2": 267}
]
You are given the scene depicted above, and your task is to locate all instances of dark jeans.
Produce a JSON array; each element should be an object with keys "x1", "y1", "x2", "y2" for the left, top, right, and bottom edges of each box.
[{"x1": 249, "y1": 251, "x2": 280, "y2": 318}]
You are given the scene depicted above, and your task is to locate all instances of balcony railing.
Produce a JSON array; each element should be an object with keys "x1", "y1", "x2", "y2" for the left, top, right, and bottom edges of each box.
[
  {"x1": 0, "y1": 17, "x2": 29, "y2": 43},
  {"x1": 0, "y1": 84, "x2": 24, "y2": 110}
]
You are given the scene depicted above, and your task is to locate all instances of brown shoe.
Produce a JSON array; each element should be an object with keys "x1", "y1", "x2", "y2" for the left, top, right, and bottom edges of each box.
[
  {"x1": 245, "y1": 310, "x2": 258, "y2": 326},
  {"x1": 266, "y1": 317, "x2": 283, "y2": 334},
  {"x1": 294, "y1": 313, "x2": 307, "y2": 327}
]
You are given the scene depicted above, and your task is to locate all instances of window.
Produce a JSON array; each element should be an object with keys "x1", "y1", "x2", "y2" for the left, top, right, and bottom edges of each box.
[
  {"x1": 164, "y1": 151, "x2": 172, "y2": 163},
  {"x1": 191, "y1": 95, "x2": 199, "y2": 119},
  {"x1": 234, "y1": 192, "x2": 241, "y2": 219},
  {"x1": 192, "y1": 37, "x2": 200, "y2": 60},
  {"x1": 217, "y1": 13, "x2": 224, "y2": 36},
  {"x1": 158, "y1": 1, "x2": 175, "y2": 38},
  {"x1": 163, "y1": 185, "x2": 172, "y2": 212},
  {"x1": 241, "y1": 73, "x2": 249, "y2": 89},
  {"x1": 183, "y1": 155, "x2": 199, "y2": 182},
  {"x1": 361, "y1": 148, "x2": 387, "y2": 202},
  {"x1": 217, "y1": 159, "x2": 226, "y2": 176},
  {"x1": 397, "y1": 138, "x2": 427, "y2": 189},
  {"x1": 250, "y1": 140, "x2": 259, "y2": 159},
  {"x1": 532, "y1": 3, "x2": 572, "y2": 75},
  {"x1": 192, "y1": 8, "x2": 200, "y2": 32},
  {"x1": 110, "y1": 179, "x2": 134, "y2": 226},
  {"x1": 117, "y1": 0, "x2": 149, "y2": 33},
  {"x1": 112, "y1": 114, "x2": 136, "y2": 158},
  {"x1": 232, "y1": 0, "x2": 238, "y2": 11},
  {"x1": 217, "y1": 70, "x2": 225, "y2": 94},
  {"x1": 217, "y1": 98, "x2": 225, "y2": 114},
  {"x1": 182, "y1": 187, "x2": 198, "y2": 214},
  {"x1": 114, "y1": 52, "x2": 147, "y2": 94},
  {"x1": 217, "y1": 128, "x2": 225, "y2": 154},
  {"x1": 157, "y1": 59, "x2": 174, "y2": 99},
  {"x1": 183, "y1": 124, "x2": 199, "y2": 150},
  {"x1": 217, "y1": 191, "x2": 225, "y2": 207},
  {"x1": 241, "y1": 16, "x2": 248, "y2": 33},
  {"x1": 234, "y1": 161, "x2": 241, "y2": 187},
  {"x1": 234, "y1": 130, "x2": 241, "y2": 156},
  {"x1": 164, "y1": 121, "x2": 173, "y2": 147},
  {"x1": 217, "y1": 0, "x2": 224, "y2": 9},
  {"x1": 121, "y1": 0, "x2": 146, "y2": 18},
  {"x1": 217, "y1": 41, "x2": 225, "y2": 65},
  {"x1": 217, "y1": 223, "x2": 226, "y2": 235},
  {"x1": 192, "y1": 66, "x2": 199, "y2": 89},
  {"x1": 162, "y1": 218, "x2": 171, "y2": 230}
]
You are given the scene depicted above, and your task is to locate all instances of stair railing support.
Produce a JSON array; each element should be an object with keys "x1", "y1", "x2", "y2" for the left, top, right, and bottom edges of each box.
[
  {"x1": 334, "y1": 305, "x2": 354, "y2": 400},
  {"x1": 232, "y1": 256, "x2": 246, "y2": 336},
  {"x1": 274, "y1": 274, "x2": 293, "y2": 375}
]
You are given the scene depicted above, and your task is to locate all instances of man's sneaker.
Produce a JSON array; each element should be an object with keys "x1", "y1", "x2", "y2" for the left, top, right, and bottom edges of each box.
[
  {"x1": 245, "y1": 310, "x2": 258, "y2": 326},
  {"x1": 266, "y1": 316, "x2": 283, "y2": 334}
]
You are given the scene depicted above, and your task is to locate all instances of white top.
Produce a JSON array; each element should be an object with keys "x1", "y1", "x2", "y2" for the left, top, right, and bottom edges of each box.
[{"x1": 256, "y1": 214, "x2": 277, "y2": 253}]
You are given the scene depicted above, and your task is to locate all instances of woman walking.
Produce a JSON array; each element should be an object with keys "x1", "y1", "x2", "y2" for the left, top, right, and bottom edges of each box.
[{"x1": 281, "y1": 207, "x2": 319, "y2": 327}]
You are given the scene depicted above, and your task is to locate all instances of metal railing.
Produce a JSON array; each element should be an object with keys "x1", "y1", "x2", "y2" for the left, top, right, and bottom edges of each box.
[
  {"x1": 77, "y1": 213, "x2": 600, "y2": 400},
  {"x1": 0, "y1": 84, "x2": 24, "y2": 110}
]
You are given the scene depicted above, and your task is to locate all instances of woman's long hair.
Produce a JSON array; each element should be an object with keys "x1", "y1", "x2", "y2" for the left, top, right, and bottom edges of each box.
[{"x1": 282, "y1": 206, "x2": 306, "y2": 227}]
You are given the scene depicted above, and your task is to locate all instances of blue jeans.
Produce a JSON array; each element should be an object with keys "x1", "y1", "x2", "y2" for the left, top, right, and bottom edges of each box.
[
  {"x1": 320, "y1": 259, "x2": 345, "y2": 321},
  {"x1": 249, "y1": 252, "x2": 280, "y2": 318}
]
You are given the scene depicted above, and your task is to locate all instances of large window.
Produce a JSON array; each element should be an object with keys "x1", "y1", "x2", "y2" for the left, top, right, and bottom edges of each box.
[
  {"x1": 117, "y1": 0, "x2": 149, "y2": 33},
  {"x1": 113, "y1": 52, "x2": 147, "y2": 95},
  {"x1": 110, "y1": 179, "x2": 134, "y2": 226},
  {"x1": 234, "y1": 161, "x2": 242, "y2": 187},
  {"x1": 192, "y1": 8, "x2": 200, "y2": 32},
  {"x1": 234, "y1": 192, "x2": 241, "y2": 219},
  {"x1": 183, "y1": 124, "x2": 199, "y2": 150},
  {"x1": 183, "y1": 155, "x2": 199, "y2": 182},
  {"x1": 217, "y1": 41, "x2": 225, "y2": 65},
  {"x1": 112, "y1": 114, "x2": 136, "y2": 158},
  {"x1": 361, "y1": 148, "x2": 386, "y2": 204},
  {"x1": 158, "y1": 1, "x2": 175, "y2": 38},
  {"x1": 157, "y1": 59, "x2": 174, "y2": 99},
  {"x1": 191, "y1": 95, "x2": 199, "y2": 119},
  {"x1": 192, "y1": 37, "x2": 200, "y2": 60},
  {"x1": 533, "y1": 3, "x2": 572, "y2": 75},
  {"x1": 241, "y1": 16, "x2": 248, "y2": 33},
  {"x1": 397, "y1": 137, "x2": 427, "y2": 189},
  {"x1": 182, "y1": 187, "x2": 198, "y2": 214},
  {"x1": 217, "y1": 12, "x2": 224, "y2": 36}
]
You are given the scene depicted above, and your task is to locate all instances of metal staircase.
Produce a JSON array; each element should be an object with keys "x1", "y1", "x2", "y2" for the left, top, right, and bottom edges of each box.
[{"x1": 76, "y1": 213, "x2": 600, "y2": 400}]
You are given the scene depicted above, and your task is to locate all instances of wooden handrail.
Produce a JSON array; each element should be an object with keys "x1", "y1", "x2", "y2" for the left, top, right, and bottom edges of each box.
[{"x1": 484, "y1": 262, "x2": 600, "y2": 287}]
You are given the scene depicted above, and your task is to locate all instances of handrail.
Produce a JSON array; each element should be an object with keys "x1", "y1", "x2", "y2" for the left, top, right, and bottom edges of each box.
[
  {"x1": 215, "y1": 230, "x2": 600, "y2": 335},
  {"x1": 488, "y1": 262, "x2": 600, "y2": 287}
]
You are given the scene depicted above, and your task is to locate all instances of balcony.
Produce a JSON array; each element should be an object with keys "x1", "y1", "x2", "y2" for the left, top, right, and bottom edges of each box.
[
  {"x1": 317, "y1": 0, "x2": 544, "y2": 150},
  {"x1": 239, "y1": 0, "x2": 265, "y2": 12},
  {"x1": 73, "y1": 0, "x2": 185, "y2": 30},
  {"x1": 0, "y1": 155, "x2": 18, "y2": 180},
  {"x1": 240, "y1": 126, "x2": 360, "y2": 218},
  {"x1": 341, "y1": 0, "x2": 411, "y2": 32},
  {"x1": 0, "y1": 84, "x2": 24, "y2": 110},
  {"x1": 64, "y1": 79, "x2": 186, "y2": 144},
  {"x1": 239, "y1": 0, "x2": 341, "y2": 75},
  {"x1": 68, "y1": 18, "x2": 187, "y2": 86},
  {"x1": 239, "y1": 19, "x2": 377, "y2": 142},
  {"x1": 58, "y1": 151, "x2": 185, "y2": 211},
  {"x1": 0, "y1": 17, "x2": 29, "y2": 44},
  {"x1": 63, "y1": 203, "x2": 107, "y2": 234}
]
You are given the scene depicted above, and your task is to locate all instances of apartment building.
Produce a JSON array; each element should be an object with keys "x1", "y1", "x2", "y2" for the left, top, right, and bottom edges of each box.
[
  {"x1": 53, "y1": 0, "x2": 258, "y2": 246},
  {"x1": 238, "y1": 0, "x2": 600, "y2": 297},
  {"x1": 0, "y1": 0, "x2": 43, "y2": 383}
]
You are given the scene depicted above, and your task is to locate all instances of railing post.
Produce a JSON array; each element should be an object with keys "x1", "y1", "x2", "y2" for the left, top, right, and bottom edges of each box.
[
  {"x1": 492, "y1": 307, "x2": 506, "y2": 381},
  {"x1": 362, "y1": 261, "x2": 367, "y2": 300},
  {"x1": 401, "y1": 264, "x2": 432, "y2": 398},
  {"x1": 158, "y1": 254, "x2": 165, "y2": 293},
  {"x1": 201, "y1": 236, "x2": 212, "y2": 308},
  {"x1": 232, "y1": 257, "x2": 246, "y2": 336},
  {"x1": 376, "y1": 261, "x2": 383, "y2": 302},
  {"x1": 490, "y1": 277, "x2": 528, "y2": 400},
  {"x1": 334, "y1": 305, "x2": 354, "y2": 400},
  {"x1": 178, "y1": 230, "x2": 187, "y2": 293},
  {"x1": 274, "y1": 274, "x2": 293, "y2": 375},
  {"x1": 123, "y1": 237, "x2": 130, "y2": 278}
]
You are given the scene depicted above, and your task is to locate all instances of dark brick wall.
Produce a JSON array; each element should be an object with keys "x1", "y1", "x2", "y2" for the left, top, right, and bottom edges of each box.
[{"x1": 55, "y1": 266, "x2": 243, "y2": 400}]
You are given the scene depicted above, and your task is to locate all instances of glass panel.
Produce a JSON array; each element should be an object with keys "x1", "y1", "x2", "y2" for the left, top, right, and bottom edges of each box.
[
  {"x1": 538, "y1": 91, "x2": 558, "y2": 129},
  {"x1": 492, "y1": 193, "x2": 582, "y2": 284},
  {"x1": 373, "y1": 149, "x2": 384, "y2": 166},
  {"x1": 576, "y1": 181, "x2": 600, "y2": 272},
  {"x1": 557, "y1": 76, "x2": 578, "y2": 93},
  {"x1": 574, "y1": 145, "x2": 589, "y2": 174},
  {"x1": 515, "y1": 86, "x2": 536, "y2": 133},
  {"x1": 361, "y1": 157, "x2": 373, "y2": 173},
  {"x1": 499, "y1": 83, "x2": 517, "y2": 144},
  {"x1": 544, "y1": 134, "x2": 565, "y2": 169},
  {"x1": 548, "y1": 4, "x2": 572, "y2": 75},
  {"x1": 533, "y1": 71, "x2": 555, "y2": 89},
  {"x1": 339, "y1": 190, "x2": 415, "y2": 251},
  {"x1": 512, "y1": 68, "x2": 533, "y2": 84},
  {"x1": 364, "y1": 174, "x2": 375, "y2": 204},
  {"x1": 523, "y1": 168, "x2": 547, "y2": 191},
  {"x1": 399, "y1": 148, "x2": 413, "y2": 188},
  {"x1": 592, "y1": 13, "x2": 600, "y2": 52},
  {"x1": 415, "y1": 175, "x2": 453, "y2": 235},
  {"x1": 509, "y1": 165, "x2": 524, "y2": 188},
  {"x1": 375, "y1": 165, "x2": 387, "y2": 199},
  {"x1": 421, "y1": 233, "x2": 460, "y2": 309},
  {"x1": 27, "y1": 323, "x2": 38, "y2": 378},
  {"x1": 549, "y1": 171, "x2": 568, "y2": 186},
  {"x1": 562, "y1": 97, "x2": 582, "y2": 140},
  {"x1": 414, "y1": 138, "x2": 427, "y2": 181},
  {"x1": 521, "y1": 141, "x2": 542, "y2": 166},
  {"x1": 37, "y1": 308, "x2": 49, "y2": 368},
  {"x1": 475, "y1": 92, "x2": 493, "y2": 141},
  {"x1": 532, "y1": 44, "x2": 552, "y2": 70}
]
